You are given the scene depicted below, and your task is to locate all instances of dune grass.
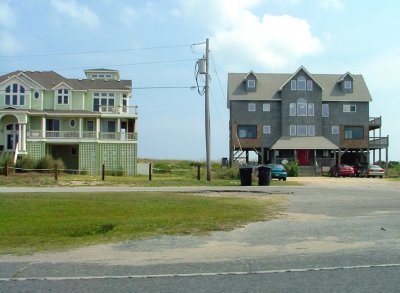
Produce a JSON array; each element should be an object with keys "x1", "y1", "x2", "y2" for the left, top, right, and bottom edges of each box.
[{"x1": 0, "y1": 192, "x2": 285, "y2": 255}]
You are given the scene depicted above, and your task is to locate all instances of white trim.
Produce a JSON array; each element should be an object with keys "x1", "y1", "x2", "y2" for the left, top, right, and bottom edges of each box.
[
  {"x1": 248, "y1": 103, "x2": 256, "y2": 112},
  {"x1": 262, "y1": 103, "x2": 270, "y2": 112},
  {"x1": 263, "y1": 125, "x2": 271, "y2": 134}
]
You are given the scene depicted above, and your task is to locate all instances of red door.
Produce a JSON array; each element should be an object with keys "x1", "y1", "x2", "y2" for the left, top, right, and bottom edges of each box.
[{"x1": 298, "y1": 150, "x2": 309, "y2": 166}]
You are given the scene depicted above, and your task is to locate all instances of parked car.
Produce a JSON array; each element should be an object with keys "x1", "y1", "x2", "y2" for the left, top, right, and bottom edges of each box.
[
  {"x1": 352, "y1": 163, "x2": 367, "y2": 177},
  {"x1": 329, "y1": 164, "x2": 355, "y2": 177},
  {"x1": 266, "y1": 163, "x2": 287, "y2": 181},
  {"x1": 366, "y1": 165, "x2": 384, "y2": 178}
]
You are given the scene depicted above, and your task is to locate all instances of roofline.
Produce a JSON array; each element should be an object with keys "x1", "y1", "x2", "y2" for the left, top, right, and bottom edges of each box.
[{"x1": 279, "y1": 65, "x2": 325, "y2": 91}]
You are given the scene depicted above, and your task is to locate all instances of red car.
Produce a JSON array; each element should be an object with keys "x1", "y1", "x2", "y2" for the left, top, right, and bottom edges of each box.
[{"x1": 329, "y1": 164, "x2": 355, "y2": 177}]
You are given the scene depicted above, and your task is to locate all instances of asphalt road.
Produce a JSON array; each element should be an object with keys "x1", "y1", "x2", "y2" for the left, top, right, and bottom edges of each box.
[{"x1": 1, "y1": 178, "x2": 400, "y2": 292}]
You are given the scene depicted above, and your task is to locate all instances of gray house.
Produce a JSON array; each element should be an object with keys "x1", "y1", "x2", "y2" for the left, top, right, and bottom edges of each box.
[{"x1": 227, "y1": 66, "x2": 389, "y2": 173}]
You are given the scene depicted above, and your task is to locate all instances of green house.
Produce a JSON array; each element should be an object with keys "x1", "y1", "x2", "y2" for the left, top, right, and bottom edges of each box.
[{"x1": 0, "y1": 69, "x2": 138, "y2": 175}]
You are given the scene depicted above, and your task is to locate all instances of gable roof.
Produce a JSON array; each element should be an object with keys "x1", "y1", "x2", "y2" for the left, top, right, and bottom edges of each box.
[
  {"x1": 0, "y1": 70, "x2": 131, "y2": 91},
  {"x1": 279, "y1": 66, "x2": 324, "y2": 91},
  {"x1": 227, "y1": 67, "x2": 372, "y2": 106}
]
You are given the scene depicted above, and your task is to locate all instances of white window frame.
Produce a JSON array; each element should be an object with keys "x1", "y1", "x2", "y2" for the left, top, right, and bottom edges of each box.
[
  {"x1": 262, "y1": 103, "x2": 270, "y2": 112},
  {"x1": 307, "y1": 80, "x2": 313, "y2": 91},
  {"x1": 343, "y1": 104, "x2": 356, "y2": 112},
  {"x1": 297, "y1": 101, "x2": 307, "y2": 116},
  {"x1": 344, "y1": 80, "x2": 352, "y2": 89},
  {"x1": 322, "y1": 104, "x2": 329, "y2": 117},
  {"x1": 5, "y1": 83, "x2": 26, "y2": 106},
  {"x1": 248, "y1": 103, "x2": 256, "y2": 112},
  {"x1": 247, "y1": 79, "x2": 256, "y2": 89},
  {"x1": 263, "y1": 125, "x2": 271, "y2": 134},
  {"x1": 289, "y1": 103, "x2": 296, "y2": 116},
  {"x1": 332, "y1": 126, "x2": 339, "y2": 135},
  {"x1": 290, "y1": 125, "x2": 296, "y2": 136},
  {"x1": 69, "y1": 119, "x2": 76, "y2": 128},
  {"x1": 291, "y1": 80, "x2": 296, "y2": 90},
  {"x1": 56, "y1": 88, "x2": 70, "y2": 105},
  {"x1": 297, "y1": 76, "x2": 306, "y2": 91},
  {"x1": 297, "y1": 125, "x2": 307, "y2": 136},
  {"x1": 308, "y1": 103, "x2": 315, "y2": 116},
  {"x1": 308, "y1": 125, "x2": 315, "y2": 136}
]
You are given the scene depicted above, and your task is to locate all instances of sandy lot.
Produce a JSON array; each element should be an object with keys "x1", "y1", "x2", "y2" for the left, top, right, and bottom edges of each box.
[{"x1": 290, "y1": 176, "x2": 400, "y2": 187}]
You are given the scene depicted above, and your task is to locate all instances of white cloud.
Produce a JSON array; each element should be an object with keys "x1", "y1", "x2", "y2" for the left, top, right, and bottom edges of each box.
[
  {"x1": 50, "y1": 0, "x2": 100, "y2": 29},
  {"x1": 178, "y1": 0, "x2": 322, "y2": 70},
  {"x1": 0, "y1": 0, "x2": 15, "y2": 28}
]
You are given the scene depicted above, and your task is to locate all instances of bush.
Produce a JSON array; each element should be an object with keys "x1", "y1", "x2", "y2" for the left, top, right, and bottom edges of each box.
[
  {"x1": 0, "y1": 154, "x2": 14, "y2": 167},
  {"x1": 36, "y1": 155, "x2": 65, "y2": 173},
  {"x1": 285, "y1": 161, "x2": 299, "y2": 177},
  {"x1": 15, "y1": 156, "x2": 37, "y2": 171}
]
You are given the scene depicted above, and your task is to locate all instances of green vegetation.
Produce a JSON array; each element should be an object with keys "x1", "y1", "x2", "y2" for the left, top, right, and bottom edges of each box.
[
  {"x1": 0, "y1": 159, "x2": 301, "y2": 187},
  {"x1": 0, "y1": 192, "x2": 285, "y2": 255},
  {"x1": 284, "y1": 161, "x2": 299, "y2": 177}
]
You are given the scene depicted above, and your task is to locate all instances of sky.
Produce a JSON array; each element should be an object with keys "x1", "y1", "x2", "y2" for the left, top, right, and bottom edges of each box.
[{"x1": 1, "y1": 0, "x2": 398, "y2": 161}]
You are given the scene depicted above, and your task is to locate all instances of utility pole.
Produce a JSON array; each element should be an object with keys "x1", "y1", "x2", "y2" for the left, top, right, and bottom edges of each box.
[{"x1": 204, "y1": 38, "x2": 211, "y2": 181}]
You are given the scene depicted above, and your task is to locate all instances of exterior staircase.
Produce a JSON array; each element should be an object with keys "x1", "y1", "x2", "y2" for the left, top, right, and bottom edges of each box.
[{"x1": 299, "y1": 166, "x2": 317, "y2": 177}]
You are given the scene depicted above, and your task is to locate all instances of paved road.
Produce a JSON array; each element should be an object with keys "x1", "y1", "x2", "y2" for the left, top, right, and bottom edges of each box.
[{"x1": 1, "y1": 179, "x2": 400, "y2": 292}]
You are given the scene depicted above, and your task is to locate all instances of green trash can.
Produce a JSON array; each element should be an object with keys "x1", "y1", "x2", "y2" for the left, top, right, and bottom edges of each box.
[
  {"x1": 258, "y1": 165, "x2": 271, "y2": 186},
  {"x1": 239, "y1": 166, "x2": 253, "y2": 186}
]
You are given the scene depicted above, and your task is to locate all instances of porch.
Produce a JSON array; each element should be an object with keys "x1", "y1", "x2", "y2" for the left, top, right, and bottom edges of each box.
[{"x1": 27, "y1": 130, "x2": 138, "y2": 141}]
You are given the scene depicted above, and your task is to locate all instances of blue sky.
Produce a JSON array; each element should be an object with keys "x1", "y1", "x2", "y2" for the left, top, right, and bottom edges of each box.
[{"x1": 1, "y1": 0, "x2": 398, "y2": 161}]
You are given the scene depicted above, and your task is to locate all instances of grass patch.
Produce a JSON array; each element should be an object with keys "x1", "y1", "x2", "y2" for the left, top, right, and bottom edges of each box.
[{"x1": 0, "y1": 192, "x2": 285, "y2": 255}]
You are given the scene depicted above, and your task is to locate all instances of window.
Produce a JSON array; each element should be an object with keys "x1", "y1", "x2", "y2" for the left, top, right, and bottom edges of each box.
[
  {"x1": 322, "y1": 104, "x2": 329, "y2": 117},
  {"x1": 69, "y1": 119, "x2": 76, "y2": 128},
  {"x1": 297, "y1": 125, "x2": 307, "y2": 136},
  {"x1": 93, "y1": 92, "x2": 115, "y2": 112},
  {"x1": 262, "y1": 103, "x2": 270, "y2": 112},
  {"x1": 248, "y1": 103, "x2": 256, "y2": 112},
  {"x1": 71, "y1": 146, "x2": 77, "y2": 156},
  {"x1": 344, "y1": 126, "x2": 364, "y2": 139},
  {"x1": 289, "y1": 103, "x2": 296, "y2": 116},
  {"x1": 291, "y1": 80, "x2": 296, "y2": 90},
  {"x1": 46, "y1": 119, "x2": 60, "y2": 131},
  {"x1": 307, "y1": 80, "x2": 313, "y2": 91},
  {"x1": 263, "y1": 125, "x2": 271, "y2": 134},
  {"x1": 332, "y1": 126, "x2": 339, "y2": 135},
  {"x1": 237, "y1": 125, "x2": 257, "y2": 139},
  {"x1": 297, "y1": 98, "x2": 307, "y2": 116},
  {"x1": 344, "y1": 80, "x2": 352, "y2": 89},
  {"x1": 308, "y1": 103, "x2": 314, "y2": 116},
  {"x1": 5, "y1": 83, "x2": 25, "y2": 106},
  {"x1": 87, "y1": 121, "x2": 94, "y2": 131},
  {"x1": 247, "y1": 79, "x2": 256, "y2": 89},
  {"x1": 290, "y1": 125, "x2": 296, "y2": 136},
  {"x1": 57, "y1": 88, "x2": 69, "y2": 104},
  {"x1": 34, "y1": 91, "x2": 40, "y2": 99},
  {"x1": 343, "y1": 104, "x2": 356, "y2": 112},
  {"x1": 308, "y1": 125, "x2": 315, "y2": 136},
  {"x1": 297, "y1": 76, "x2": 306, "y2": 91}
]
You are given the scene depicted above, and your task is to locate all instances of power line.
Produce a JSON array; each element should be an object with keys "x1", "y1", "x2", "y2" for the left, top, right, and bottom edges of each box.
[
  {"x1": 210, "y1": 52, "x2": 227, "y2": 101},
  {"x1": 0, "y1": 44, "x2": 193, "y2": 58},
  {"x1": 0, "y1": 58, "x2": 198, "y2": 75}
]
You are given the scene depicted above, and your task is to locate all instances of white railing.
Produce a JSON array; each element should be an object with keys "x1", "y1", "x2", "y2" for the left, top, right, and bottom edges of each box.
[
  {"x1": 27, "y1": 130, "x2": 137, "y2": 141},
  {"x1": 98, "y1": 106, "x2": 138, "y2": 115}
]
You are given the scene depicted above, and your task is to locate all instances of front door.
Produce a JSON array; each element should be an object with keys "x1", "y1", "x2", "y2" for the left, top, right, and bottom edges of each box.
[
  {"x1": 298, "y1": 149, "x2": 309, "y2": 166},
  {"x1": 6, "y1": 124, "x2": 19, "y2": 150}
]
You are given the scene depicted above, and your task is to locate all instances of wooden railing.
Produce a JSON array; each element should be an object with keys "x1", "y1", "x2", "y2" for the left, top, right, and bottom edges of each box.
[{"x1": 369, "y1": 136, "x2": 389, "y2": 148}]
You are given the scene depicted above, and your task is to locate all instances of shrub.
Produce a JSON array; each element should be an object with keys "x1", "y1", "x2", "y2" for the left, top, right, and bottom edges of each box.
[
  {"x1": 36, "y1": 155, "x2": 65, "y2": 173},
  {"x1": 285, "y1": 161, "x2": 299, "y2": 177},
  {"x1": 15, "y1": 156, "x2": 37, "y2": 171},
  {"x1": 0, "y1": 154, "x2": 14, "y2": 167}
]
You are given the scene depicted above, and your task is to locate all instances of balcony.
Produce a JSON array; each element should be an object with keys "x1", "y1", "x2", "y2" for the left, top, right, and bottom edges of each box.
[
  {"x1": 97, "y1": 105, "x2": 138, "y2": 116},
  {"x1": 369, "y1": 136, "x2": 389, "y2": 149},
  {"x1": 27, "y1": 130, "x2": 137, "y2": 141},
  {"x1": 369, "y1": 116, "x2": 381, "y2": 130}
]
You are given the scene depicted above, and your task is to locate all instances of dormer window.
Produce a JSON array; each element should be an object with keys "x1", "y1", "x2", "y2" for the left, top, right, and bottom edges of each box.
[
  {"x1": 247, "y1": 79, "x2": 256, "y2": 89},
  {"x1": 57, "y1": 88, "x2": 70, "y2": 104},
  {"x1": 344, "y1": 80, "x2": 352, "y2": 89}
]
